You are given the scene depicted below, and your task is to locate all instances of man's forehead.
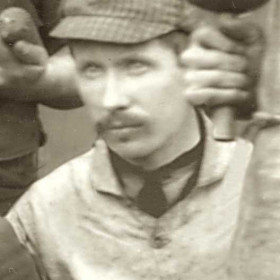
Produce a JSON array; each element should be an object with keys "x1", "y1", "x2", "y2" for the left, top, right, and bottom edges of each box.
[{"x1": 71, "y1": 38, "x2": 167, "y2": 59}]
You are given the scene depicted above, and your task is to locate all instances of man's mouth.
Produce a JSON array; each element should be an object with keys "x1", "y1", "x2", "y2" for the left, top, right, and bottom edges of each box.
[
  {"x1": 96, "y1": 113, "x2": 145, "y2": 134},
  {"x1": 106, "y1": 122, "x2": 142, "y2": 131}
]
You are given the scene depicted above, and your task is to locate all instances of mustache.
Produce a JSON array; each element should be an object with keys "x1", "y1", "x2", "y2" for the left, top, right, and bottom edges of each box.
[{"x1": 96, "y1": 112, "x2": 144, "y2": 133}]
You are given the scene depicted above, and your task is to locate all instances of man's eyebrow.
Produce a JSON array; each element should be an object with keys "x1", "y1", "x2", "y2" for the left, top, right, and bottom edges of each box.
[{"x1": 115, "y1": 52, "x2": 152, "y2": 64}]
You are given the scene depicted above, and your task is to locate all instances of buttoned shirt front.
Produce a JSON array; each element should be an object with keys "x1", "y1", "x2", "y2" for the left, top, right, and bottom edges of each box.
[{"x1": 6, "y1": 119, "x2": 252, "y2": 280}]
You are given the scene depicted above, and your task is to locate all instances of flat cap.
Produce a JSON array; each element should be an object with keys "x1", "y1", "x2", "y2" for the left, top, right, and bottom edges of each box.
[{"x1": 51, "y1": 0, "x2": 194, "y2": 43}]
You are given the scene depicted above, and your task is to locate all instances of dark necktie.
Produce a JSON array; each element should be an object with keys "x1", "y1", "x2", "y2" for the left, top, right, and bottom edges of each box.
[{"x1": 137, "y1": 173, "x2": 168, "y2": 218}]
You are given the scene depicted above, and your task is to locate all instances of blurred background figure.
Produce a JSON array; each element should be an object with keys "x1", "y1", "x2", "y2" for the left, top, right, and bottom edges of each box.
[
  {"x1": 0, "y1": 0, "x2": 87, "y2": 215},
  {"x1": 0, "y1": 216, "x2": 40, "y2": 280}
]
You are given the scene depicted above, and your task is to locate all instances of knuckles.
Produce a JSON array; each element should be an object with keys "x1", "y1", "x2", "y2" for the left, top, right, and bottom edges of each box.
[
  {"x1": 190, "y1": 25, "x2": 217, "y2": 44},
  {"x1": 185, "y1": 87, "x2": 250, "y2": 107},
  {"x1": 180, "y1": 24, "x2": 258, "y2": 111},
  {"x1": 183, "y1": 69, "x2": 250, "y2": 89},
  {"x1": 181, "y1": 45, "x2": 249, "y2": 73},
  {"x1": 180, "y1": 46, "x2": 198, "y2": 68}
]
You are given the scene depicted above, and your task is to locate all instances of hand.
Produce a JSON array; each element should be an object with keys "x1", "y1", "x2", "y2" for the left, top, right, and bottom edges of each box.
[
  {"x1": 0, "y1": 5, "x2": 80, "y2": 108},
  {"x1": 0, "y1": 36, "x2": 48, "y2": 101},
  {"x1": 181, "y1": 16, "x2": 265, "y2": 119},
  {"x1": 0, "y1": 6, "x2": 48, "y2": 101}
]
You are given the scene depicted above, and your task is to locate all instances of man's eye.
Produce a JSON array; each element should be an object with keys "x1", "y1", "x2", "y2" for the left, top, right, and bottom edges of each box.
[
  {"x1": 126, "y1": 61, "x2": 149, "y2": 75},
  {"x1": 81, "y1": 64, "x2": 103, "y2": 78}
]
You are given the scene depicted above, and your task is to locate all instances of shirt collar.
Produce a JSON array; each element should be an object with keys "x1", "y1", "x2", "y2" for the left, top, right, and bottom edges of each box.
[
  {"x1": 90, "y1": 139, "x2": 124, "y2": 196},
  {"x1": 90, "y1": 114, "x2": 236, "y2": 196},
  {"x1": 196, "y1": 116, "x2": 236, "y2": 187}
]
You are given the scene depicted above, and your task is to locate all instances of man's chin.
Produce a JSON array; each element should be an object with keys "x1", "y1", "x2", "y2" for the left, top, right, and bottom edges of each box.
[{"x1": 106, "y1": 140, "x2": 150, "y2": 162}]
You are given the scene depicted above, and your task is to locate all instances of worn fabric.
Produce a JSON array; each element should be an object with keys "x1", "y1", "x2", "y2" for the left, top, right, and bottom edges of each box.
[
  {"x1": 0, "y1": 101, "x2": 41, "y2": 161},
  {"x1": 0, "y1": 217, "x2": 40, "y2": 280},
  {"x1": 0, "y1": 0, "x2": 63, "y2": 162},
  {"x1": 51, "y1": 0, "x2": 193, "y2": 42},
  {"x1": 0, "y1": 152, "x2": 38, "y2": 215},
  {"x1": 0, "y1": 0, "x2": 63, "y2": 213},
  {"x1": 0, "y1": 3, "x2": 61, "y2": 278},
  {"x1": 6, "y1": 118, "x2": 252, "y2": 280}
]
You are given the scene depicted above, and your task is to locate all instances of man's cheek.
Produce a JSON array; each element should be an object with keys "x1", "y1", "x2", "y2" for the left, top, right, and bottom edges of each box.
[{"x1": 78, "y1": 87, "x2": 97, "y2": 107}]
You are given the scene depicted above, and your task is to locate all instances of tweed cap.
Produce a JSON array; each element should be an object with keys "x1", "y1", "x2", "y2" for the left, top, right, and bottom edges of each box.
[{"x1": 51, "y1": 0, "x2": 193, "y2": 43}]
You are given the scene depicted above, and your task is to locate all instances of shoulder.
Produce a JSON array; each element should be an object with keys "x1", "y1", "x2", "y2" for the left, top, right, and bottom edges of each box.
[
  {"x1": 6, "y1": 148, "x2": 96, "y2": 240},
  {"x1": 8, "y1": 149, "x2": 94, "y2": 217},
  {"x1": 198, "y1": 112, "x2": 253, "y2": 185},
  {"x1": 32, "y1": 149, "x2": 95, "y2": 198}
]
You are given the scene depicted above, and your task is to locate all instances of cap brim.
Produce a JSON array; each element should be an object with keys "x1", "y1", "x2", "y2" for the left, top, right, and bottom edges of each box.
[{"x1": 50, "y1": 16, "x2": 175, "y2": 43}]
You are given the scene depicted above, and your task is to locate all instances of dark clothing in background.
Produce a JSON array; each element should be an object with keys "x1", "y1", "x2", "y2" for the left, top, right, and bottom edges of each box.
[
  {"x1": 0, "y1": 217, "x2": 40, "y2": 280},
  {"x1": 0, "y1": 0, "x2": 64, "y2": 214},
  {"x1": 0, "y1": 2, "x2": 61, "y2": 279}
]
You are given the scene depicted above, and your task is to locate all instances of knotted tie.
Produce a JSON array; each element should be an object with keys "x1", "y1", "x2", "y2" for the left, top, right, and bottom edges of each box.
[{"x1": 137, "y1": 173, "x2": 168, "y2": 218}]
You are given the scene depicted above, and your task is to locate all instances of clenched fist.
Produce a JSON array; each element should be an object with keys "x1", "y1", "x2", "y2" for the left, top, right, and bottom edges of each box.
[
  {"x1": 181, "y1": 16, "x2": 265, "y2": 119},
  {"x1": 0, "y1": 7, "x2": 48, "y2": 101}
]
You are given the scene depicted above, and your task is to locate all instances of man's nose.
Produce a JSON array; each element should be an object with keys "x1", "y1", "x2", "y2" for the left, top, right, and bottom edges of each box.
[{"x1": 102, "y1": 74, "x2": 130, "y2": 111}]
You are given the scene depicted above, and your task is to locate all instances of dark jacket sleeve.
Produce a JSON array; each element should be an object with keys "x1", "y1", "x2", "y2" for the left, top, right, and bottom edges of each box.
[
  {"x1": 0, "y1": 217, "x2": 40, "y2": 280},
  {"x1": 37, "y1": 0, "x2": 66, "y2": 54}
]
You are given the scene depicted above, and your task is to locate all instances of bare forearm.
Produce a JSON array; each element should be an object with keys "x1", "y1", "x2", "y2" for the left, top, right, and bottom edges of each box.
[
  {"x1": 0, "y1": 43, "x2": 83, "y2": 109},
  {"x1": 34, "y1": 47, "x2": 83, "y2": 109}
]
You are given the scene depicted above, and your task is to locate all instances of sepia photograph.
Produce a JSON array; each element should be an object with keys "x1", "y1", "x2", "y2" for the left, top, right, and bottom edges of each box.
[{"x1": 0, "y1": 0, "x2": 279, "y2": 279}]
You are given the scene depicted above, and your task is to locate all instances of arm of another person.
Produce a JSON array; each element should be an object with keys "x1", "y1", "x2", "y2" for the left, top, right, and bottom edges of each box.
[
  {"x1": 0, "y1": 217, "x2": 40, "y2": 280},
  {"x1": 181, "y1": 17, "x2": 264, "y2": 118},
  {"x1": 41, "y1": 47, "x2": 83, "y2": 109},
  {"x1": 23, "y1": 43, "x2": 83, "y2": 109},
  {"x1": 180, "y1": 17, "x2": 277, "y2": 280},
  {"x1": 0, "y1": 36, "x2": 82, "y2": 109},
  {"x1": 0, "y1": 0, "x2": 82, "y2": 109}
]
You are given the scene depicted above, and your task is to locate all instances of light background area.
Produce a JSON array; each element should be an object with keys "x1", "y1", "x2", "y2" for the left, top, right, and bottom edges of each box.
[{"x1": 38, "y1": 105, "x2": 94, "y2": 177}]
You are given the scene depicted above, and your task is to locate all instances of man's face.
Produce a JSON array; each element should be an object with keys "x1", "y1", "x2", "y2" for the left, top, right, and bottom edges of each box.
[{"x1": 71, "y1": 38, "x2": 197, "y2": 168}]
